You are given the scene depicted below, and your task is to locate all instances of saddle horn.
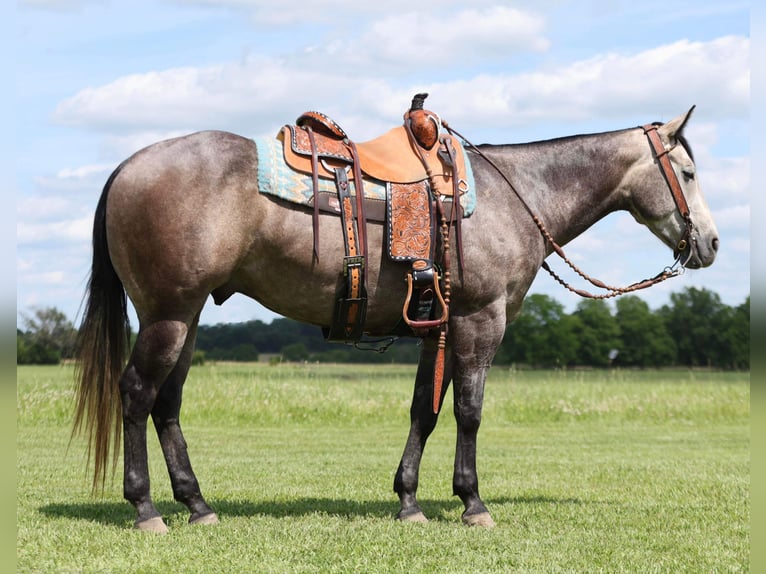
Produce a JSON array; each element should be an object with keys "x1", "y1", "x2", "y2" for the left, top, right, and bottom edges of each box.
[
  {"x1": 410, "y1": 93, "x2": 429, "y2": 111},
  {"x1": 405, "y1": 93, "x2": 439, "y2": 149}
]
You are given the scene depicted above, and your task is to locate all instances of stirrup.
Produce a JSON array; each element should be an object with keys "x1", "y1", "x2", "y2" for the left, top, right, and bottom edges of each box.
[{"x1": 402, "y1": 259, "x2": 448, "y2": 330}]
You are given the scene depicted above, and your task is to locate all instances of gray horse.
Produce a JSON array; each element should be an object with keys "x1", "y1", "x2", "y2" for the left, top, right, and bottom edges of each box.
[{"x1": 73, "y1": 107, "x2": 718, "y2": 533}]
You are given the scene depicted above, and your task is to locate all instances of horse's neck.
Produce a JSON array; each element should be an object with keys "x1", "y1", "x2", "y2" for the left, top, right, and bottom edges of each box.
[{"x1": 487, "y1": 130, "x2": 635, "y2": 247}]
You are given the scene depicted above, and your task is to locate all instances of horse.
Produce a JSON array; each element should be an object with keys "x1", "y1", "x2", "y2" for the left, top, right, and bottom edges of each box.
[{"x1": 73, "y1": 106, "x2": 718, "y2": 533}]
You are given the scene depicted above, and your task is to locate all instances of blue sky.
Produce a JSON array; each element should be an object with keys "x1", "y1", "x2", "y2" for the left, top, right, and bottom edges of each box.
[{"x1": 14, "y1": 1, "x2": 750, "y2": 327}]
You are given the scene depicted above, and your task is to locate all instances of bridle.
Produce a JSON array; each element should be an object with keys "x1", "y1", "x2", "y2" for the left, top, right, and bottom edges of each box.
[
  {"x1": 442, "y1": 121, "x2": 696, "y2": 299},
  {"x1": 641, "y1": 123, "x2": 695, "y2": 262}
]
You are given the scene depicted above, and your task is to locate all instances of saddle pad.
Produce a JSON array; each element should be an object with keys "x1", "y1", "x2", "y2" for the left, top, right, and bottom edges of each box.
[
  {"x1": 255, "y1": 135, "x2": 477, "y2": 217},
  {"x1": 256, "y1": 134, "x2": 386, "y2": 205}
]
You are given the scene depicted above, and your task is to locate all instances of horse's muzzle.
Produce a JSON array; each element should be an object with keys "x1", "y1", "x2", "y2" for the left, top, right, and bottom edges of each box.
[{"x1": 679, "y1": 234, "x2": 719, "y2": 269}]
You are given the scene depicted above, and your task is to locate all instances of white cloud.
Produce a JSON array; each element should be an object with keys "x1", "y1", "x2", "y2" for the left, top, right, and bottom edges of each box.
[
  {"x1": 53, "y1": 35, "x2": 748, "y2": 142},
  {"x1": 53, "y1": 59, "x2": 358, "y2": 134},
  {"x1": 355, "y1": 7, "x2": 549, "y2": 67},
  {"x1": 55, "y1": 163, "x2": 113, "y2": 179},
  {"x1": 169, "y1": 0, "x2": 512, "y2": 25},
  {"x1": 17, "y1": 216, "x2": 92, "y2": 245},
  {"x1": 432, "y1": 36, "x2": 748, "y2": 127},
  {"x1": 102, "y1": 131, "x2": 193, "y2": 159}
]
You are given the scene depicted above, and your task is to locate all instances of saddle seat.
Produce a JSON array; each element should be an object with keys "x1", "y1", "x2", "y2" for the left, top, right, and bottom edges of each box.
[{"x1": 277, "y1": 121, "x2": 469, "y2": 199}]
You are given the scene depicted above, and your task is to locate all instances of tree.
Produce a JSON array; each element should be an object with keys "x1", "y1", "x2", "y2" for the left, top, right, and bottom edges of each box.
[
  {"x1": 17, "y1": 329, "x2": 59, "y2": 364},
  {"x1": 500, "y1": 294, "x2": 579, "y2": 367},
  {"x1": 282, "y1": 343, "x2": 309, "y2": 362},
  {"x1": 17, "y1": 307, "x2": 77, "y2": 364},
  {"x1": 572, "y1": 299, "x2": 620, "y2": 366},
  {"x1": 662, "y1": 287, "x2": 727, "y2": 367},
  {"x1": 714, "y1": 296, "x2": 749, "y2": 369},
  {"x1": 614, "y1": 296, "x2": 676, "y2": 367}
]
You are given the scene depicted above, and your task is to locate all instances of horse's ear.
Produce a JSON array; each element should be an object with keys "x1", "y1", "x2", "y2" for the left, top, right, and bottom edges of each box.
[{"x1": 658, "y1": 106, "x2": 696, "y2": 143}]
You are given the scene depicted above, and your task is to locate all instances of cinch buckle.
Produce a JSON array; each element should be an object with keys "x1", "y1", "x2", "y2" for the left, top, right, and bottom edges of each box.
[{"x1": 343, "y1": 255, "x2": 365, "y2": 276}]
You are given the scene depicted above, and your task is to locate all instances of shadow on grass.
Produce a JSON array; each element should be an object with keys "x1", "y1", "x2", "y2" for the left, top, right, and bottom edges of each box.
[{"x1": 39, "y1": 494, "x2": 585, "y2": 527}]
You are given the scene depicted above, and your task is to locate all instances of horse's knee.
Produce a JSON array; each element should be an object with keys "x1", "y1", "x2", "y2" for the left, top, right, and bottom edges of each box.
[
  {"x1": 453, "y1": 361, "x2": 488, "y2": 402},
  {"x1": 455, "y1": 405, "x2": 483, "y2": 435},
  {"x1": 453, "y1": 383, "x2": 486, "y2": 435}
]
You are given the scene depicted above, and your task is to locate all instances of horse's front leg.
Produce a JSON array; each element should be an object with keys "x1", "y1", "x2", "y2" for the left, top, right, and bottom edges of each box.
[
  {"x1": 450, "y1": 304, "x2": 506, "y2": 527},
  {"x1": 452, "y1": 363, "x2": 495, "y2": 527},
  {"x1": 393, "y1": 335, "x2": 453, "y2": 522}
]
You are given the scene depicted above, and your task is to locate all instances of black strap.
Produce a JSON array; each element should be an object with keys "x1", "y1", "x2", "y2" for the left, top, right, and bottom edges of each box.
[
  {"x1": 305, "y1": 126, "x2": 321, "y2": 262},
  {"x1": 347, "y1": 140, "x2": 368, "y2": 290}
]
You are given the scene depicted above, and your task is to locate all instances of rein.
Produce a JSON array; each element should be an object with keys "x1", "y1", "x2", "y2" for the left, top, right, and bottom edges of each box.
[{"x1": 443, "y1": 121, "x2": 694, "y2": 300}]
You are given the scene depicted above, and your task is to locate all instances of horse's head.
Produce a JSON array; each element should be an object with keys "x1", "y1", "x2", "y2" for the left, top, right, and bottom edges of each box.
[{"x1": 626, "y1": 107, "x2": 719, "y2": 269}]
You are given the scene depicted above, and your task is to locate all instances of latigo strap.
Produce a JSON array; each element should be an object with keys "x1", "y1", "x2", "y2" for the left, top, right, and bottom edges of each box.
[{"x1": 322, "y1": 167, "x2": 368, "y2": 342}]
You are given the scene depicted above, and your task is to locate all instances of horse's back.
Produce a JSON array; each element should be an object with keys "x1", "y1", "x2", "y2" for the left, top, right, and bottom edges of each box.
[{"x1": 105, "y1": 131, "x2": 261, "y2": 320}]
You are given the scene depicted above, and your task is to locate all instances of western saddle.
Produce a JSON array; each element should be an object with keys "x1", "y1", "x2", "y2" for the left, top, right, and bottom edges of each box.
[{"x1": 278, "y1": 94, "x2": 469, "y2": 410}]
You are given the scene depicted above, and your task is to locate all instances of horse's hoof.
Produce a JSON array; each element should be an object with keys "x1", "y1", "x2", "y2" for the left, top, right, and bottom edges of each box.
[
  {"x1": 135, "y1": 516, "x2": 169, "y2": 534},
  {"x1": 462, "y1": 512, "x2": 496, "y2": 528},
  {"x1": 397, "y1": 510, "x2": 428, "y2": 523},
  {"x1": 190, "y1": 512, "x2": 219, "y2": 526}
]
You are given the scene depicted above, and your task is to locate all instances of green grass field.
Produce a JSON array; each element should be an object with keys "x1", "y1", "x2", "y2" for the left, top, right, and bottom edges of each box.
[{"x1": 17, "y1": 364, "x2": 749, "y2": 573}]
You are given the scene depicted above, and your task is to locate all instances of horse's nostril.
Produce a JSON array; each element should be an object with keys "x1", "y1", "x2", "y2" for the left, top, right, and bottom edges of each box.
[{"x1": 712, "y1": 237, "x2": 720, "y2": 252}]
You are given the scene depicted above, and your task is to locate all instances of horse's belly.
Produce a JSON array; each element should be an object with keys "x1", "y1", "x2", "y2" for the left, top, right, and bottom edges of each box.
[{"x1": 229, "y1": 219, "x2": 411, "y2": 333}]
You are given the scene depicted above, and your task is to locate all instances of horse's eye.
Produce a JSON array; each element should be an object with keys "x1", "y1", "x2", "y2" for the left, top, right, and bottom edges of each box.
[{"x1": 682, "y1": 169, "x2": 695, "y2": 181}]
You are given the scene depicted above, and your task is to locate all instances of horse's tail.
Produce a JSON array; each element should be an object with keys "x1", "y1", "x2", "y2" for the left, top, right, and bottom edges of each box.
[{"x1": 72, "y1": 163, "x2": 131, "y2": 493}]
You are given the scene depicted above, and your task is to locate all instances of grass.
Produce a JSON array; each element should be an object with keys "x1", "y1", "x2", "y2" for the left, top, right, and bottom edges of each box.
[{"x1": 17, "y1": 364, "x2": 749, "y2": 573}]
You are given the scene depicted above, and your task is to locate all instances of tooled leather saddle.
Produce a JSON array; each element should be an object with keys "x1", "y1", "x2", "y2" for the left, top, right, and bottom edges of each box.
[{"x1": 274, "y1": 94, "x2": 471, "y2": 348}]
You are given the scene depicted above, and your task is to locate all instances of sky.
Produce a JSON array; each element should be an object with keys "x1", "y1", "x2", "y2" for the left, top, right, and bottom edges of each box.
[{"x1": 13, "y1": 0, "x2": 750, "y2": 329}]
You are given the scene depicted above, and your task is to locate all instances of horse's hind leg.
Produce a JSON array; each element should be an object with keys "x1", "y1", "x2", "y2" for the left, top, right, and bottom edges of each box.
[
  {"x1": 151, "y1": 313, "x2": 218, "y2": 526},
  {"x1": 120, "y1": 318, "x2": 192, "y2": 533},
  {"x1": 393, "y1": 336, "x2": 453, "y2": 522}
]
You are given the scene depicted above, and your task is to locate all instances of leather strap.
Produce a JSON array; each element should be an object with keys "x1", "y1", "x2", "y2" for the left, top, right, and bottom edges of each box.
[
  {"x1": 439, "y1": 135, "x2": 464, "y2": 272},
  {"x1": 642, "y1": 124, "x2": 693, "y2": 253},
  {"x1": 347, "y1": 140, "x2": 368, "y2": 289},
  {"x1": 334, "y1": 167, "x2": 366, "y2": 337},
  {"x1": 306, "y1": 127, "x2": 321, "y2": 261}
]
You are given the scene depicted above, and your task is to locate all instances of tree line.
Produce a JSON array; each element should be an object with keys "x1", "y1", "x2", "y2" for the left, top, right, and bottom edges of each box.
[{"x1": 17, "y1": 287, "x2": 749, "y2": 369}]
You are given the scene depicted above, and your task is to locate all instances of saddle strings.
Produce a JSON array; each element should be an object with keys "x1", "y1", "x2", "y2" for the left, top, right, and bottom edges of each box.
[{"x1": 441, "y1": 121, "x2": 685, "y2": 300}]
